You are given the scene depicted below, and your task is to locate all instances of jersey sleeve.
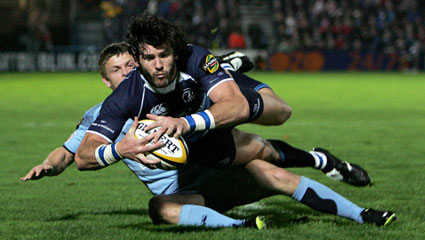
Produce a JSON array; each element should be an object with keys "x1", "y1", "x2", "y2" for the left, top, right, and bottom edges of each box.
[
  {"x1": 87, "y1": 71, "x2": 142, "y2": 142},
  {"x1": 63, "y1": 103, "x2": 102, "y2": 154},
  {"x1": 185, "y1": 45, "x2": 234, "y2": 96}
]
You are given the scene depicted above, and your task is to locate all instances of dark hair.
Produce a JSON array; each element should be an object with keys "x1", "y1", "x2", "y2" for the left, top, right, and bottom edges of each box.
[
  {"x1": 98, "y1": 42, "x2": 130, "y2": 78},
  {"x1": 127, "y1": 11, "x2": 188, "y2": 62}
]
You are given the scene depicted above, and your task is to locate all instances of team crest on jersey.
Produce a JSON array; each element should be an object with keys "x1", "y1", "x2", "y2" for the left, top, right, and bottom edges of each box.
[
  {"x1": 201, "y1": 54, "x2": 219, "y2": 74},
  {"x1": 182, "y1": 88, "x2": 195, "y2": 103}
]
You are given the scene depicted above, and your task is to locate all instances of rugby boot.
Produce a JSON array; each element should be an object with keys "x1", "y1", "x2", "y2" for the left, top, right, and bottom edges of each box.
[
  {"x1": 361, "y1": 208, "x2": 397, "y2": 226},
  {"x1": 216, "y1": 51, "x2": 254, "y2": 72},
  {"x1": 242, "y1": 216, "x2": 267, "y2": 230},
  {"x1": 313, "y1": 148, "x2": 371, "y2": 187}
]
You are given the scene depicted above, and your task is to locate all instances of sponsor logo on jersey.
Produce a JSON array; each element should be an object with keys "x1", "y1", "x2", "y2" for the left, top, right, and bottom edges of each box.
[
  {"x1": 201, "y1": 54, "x2": 219, "y2": 74},
  {"x1": 150, "y1": 103, "x2": 167, "y2": 115}
]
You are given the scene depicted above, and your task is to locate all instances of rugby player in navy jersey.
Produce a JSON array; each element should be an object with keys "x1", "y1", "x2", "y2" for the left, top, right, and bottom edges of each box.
[
  {"x1": 74, "y1": 12, "x2": 360, "y2": 179},
  {"x1": 71, "y1": 12, "x2": 395, "y2": 227},
  {"x1": 23, "y1": 42, "x2": 395, "y2": 228}
]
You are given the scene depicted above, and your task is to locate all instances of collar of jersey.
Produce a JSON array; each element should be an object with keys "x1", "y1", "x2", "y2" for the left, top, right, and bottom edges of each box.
[{"x1": 142, "y1": 72, "x2": 179, "y2": 94}]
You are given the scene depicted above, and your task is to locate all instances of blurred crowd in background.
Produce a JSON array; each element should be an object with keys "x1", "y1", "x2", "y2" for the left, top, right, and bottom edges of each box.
[{"x1": 4, "y1": 0, "x2": 425, "y2": 57}]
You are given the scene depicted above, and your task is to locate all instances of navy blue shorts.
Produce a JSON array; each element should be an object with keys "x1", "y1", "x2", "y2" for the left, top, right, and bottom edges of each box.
[
  {"x1": 232, "y1": 71, "x2": 270, "y2": 92},
  {"x1": 187, "y1": 128, "x2": 236, "y2": 169}
]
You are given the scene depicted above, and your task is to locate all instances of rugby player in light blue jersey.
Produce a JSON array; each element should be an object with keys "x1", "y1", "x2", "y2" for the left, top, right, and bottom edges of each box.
[{"x1": 23, "y1": 41, "x2": 395, "y2": 228}]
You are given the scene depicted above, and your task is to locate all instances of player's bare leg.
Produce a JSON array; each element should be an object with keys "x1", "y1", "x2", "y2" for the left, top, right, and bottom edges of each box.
[
  {"x1": 149, "y1": 193, "x2": 266, "y2": 229},
  {"x1": 242, "y1": 159, "x2": 396, "y2": 226},
  {"x1": 149, "y1": 194, "x2": 204, "y2": 224},
  {"x1": 231, "y1": 129, "x2": 370, "y2": 186},
  {"x1": 253, "y1": 88, "x2": 292, "y2": 126}
]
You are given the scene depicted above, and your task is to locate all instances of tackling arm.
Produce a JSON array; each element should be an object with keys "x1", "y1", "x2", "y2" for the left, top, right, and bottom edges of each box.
[{"x1": 20, "y1": 147, "x2": 75, "y2": 181}]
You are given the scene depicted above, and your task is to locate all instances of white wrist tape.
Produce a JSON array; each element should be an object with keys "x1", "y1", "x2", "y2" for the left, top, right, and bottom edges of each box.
[
  {"x1": 182, "y1": 110, "x2": 216, "y2": 132},
  {"x1": 95, "y1": 143, "x2": 123, "y2": 167}
]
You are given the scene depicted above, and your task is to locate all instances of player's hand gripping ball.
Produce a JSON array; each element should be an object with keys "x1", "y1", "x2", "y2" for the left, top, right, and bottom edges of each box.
[{"x1": 134, "y1": 119, "x2": 188, "y2": 170}]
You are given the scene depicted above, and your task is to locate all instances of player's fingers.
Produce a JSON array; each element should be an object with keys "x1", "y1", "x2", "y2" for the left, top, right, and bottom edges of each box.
[
  {"x1": 173, "y1": 128, "x2": 181, "y2": 139},
  {"x1": 145, "y1": 163, "x2": 158, "y2": 169},
  {"x1": 34, "y1": 168, "x2": 42, "y2": 177},
  {"x1": 165, "y1": 127, "x2": 176, "y2": 138},
  {"x1": 128, "y1": 116, "x2": 139, "y2": 133},
  {"x1": 20, "y1": 172, "x2": 32, "y2": 181},
  {"x1": 144, "y1": 141, "x2": 164, "y2": 152},
  {"x1": 152, "y1": 128, "x2": 166, "y2": 143},
  {"x1": 138, "y1": 131, "x2": 155, "y2": 144},
  {"x1": 135, "y1": 153, "x2": 160, "y2": 165},
  {"x1": 21, "y1": 170, "x2": 34, "y2": 180},
  {"x1": 146, "y1": 113, "x2": 162, "y2": 121},
  {"x1": 21, "y1": 168, "x2": 38, "y2": 181},
  {"x1": 144, "y1": 120, "x2": 160, "y2": 132}
]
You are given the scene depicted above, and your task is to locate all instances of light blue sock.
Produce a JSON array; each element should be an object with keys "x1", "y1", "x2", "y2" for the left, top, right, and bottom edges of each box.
[
  {"x1": 292, "y1": 176, "x2": 365, "y2": 223},
  {"x1": 178, "y1": 204, "x2": 246, "y2": 227}
]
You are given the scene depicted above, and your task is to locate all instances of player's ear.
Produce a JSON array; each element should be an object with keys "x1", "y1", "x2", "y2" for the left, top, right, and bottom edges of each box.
[{"x1": 102, "y1": 77, "x2": 112, "y2": 88}]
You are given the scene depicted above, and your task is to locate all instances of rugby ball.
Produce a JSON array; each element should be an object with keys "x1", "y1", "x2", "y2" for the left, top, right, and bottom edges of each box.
[{"x1": 134, "y1": 119, "x2": 188, "y2": 170}]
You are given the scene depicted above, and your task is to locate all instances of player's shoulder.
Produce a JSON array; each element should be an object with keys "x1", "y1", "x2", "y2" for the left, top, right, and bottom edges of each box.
[
  {"x1": 181, "y1": 44, "x2": 220, "y2": 76},
  {"x1": 72, "y1": 102, "x2": 103, "y2": 131},
  {"x1": 84, "y1": 102, "x2": 103, "y2": 116},
  {"x1": 118, "y1": 67, "x2": 143, "y2": 88},
  {"x1": 185, "y1": 44, "x2": 211, "y2": 63},
  {"x1": 107, "y1": 68, "x2": 144, "y2": 99}
]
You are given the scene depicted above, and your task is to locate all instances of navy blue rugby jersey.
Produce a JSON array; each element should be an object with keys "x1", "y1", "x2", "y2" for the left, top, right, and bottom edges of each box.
[{"x1": 87, "y1": 45, "x2": 233, "y2": 143}]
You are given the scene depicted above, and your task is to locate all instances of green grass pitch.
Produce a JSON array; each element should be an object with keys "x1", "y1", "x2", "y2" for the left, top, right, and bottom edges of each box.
[{"x1": 0, "y1": 71, "x2": 424, "y2": 239}]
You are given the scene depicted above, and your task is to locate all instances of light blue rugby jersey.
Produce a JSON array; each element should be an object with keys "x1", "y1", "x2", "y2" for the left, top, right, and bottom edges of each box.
[{"x1": 63, "y1": 102, "x2": 180, "y2": 195}]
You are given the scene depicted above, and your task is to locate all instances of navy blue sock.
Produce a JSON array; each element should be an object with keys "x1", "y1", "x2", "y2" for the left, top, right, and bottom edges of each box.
[
  {"x1": 268, "y1": 139, "x2": 316, "y2": 168},
  {"x1": 178, "y1": 204, "x2": 246, "y2": 227},
  {"x1": 292, "y1": 176, "x2": 364, "y2": 223}
]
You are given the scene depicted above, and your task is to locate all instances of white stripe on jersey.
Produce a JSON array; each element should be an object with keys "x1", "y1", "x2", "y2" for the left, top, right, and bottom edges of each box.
[
  {"x1": 122, "y1": 67, "x2": 138, "y2": 81},
  {"x1": 138, "y1": 84, "x2": 146, "y2": 118},
  {"x1": 86, "y1": 130, "x2": 114, "y2": 143},
  {"x1": 206, "y1": 78, "x2": 234, "y2": 96}
]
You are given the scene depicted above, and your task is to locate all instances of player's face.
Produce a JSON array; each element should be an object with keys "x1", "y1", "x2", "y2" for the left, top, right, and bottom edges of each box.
[
  {"x1": 138, "y1": 44, "x2": 177, "y2": 88},
  {"x1": 102, "y1": 52, "x2": 136, "y2": 90}
]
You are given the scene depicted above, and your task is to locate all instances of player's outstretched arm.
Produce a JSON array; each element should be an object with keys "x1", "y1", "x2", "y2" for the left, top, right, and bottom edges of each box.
[
  {"x1": 75, "y1": 117, "x2": 164, "y2": 170},
  {"x1": 20, "y1": 147, "x2": 74, "y2": 181}
]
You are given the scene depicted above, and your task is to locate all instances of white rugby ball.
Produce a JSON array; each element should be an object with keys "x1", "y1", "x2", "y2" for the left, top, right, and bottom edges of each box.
[{"x1": 134, "y1": 119, "x2": 188, "y2": 170}]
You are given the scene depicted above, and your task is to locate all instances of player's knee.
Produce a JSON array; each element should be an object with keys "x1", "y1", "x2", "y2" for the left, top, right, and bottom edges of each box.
[
  {"x1": 148, "y1": 196, "x2": 178, "y2": 225},
  {"x1": 271, "y1": 104, "x2": 292, "y2": 125},
  {"x1": 259, "y1": 138, "x2": 277, "y2": 161},
  {"x1": 259, "y1": 89, "x2": 292, "y2": 125},
  {"x1": 279, "y1": 104, "x2": 292, "y2": 123}
]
